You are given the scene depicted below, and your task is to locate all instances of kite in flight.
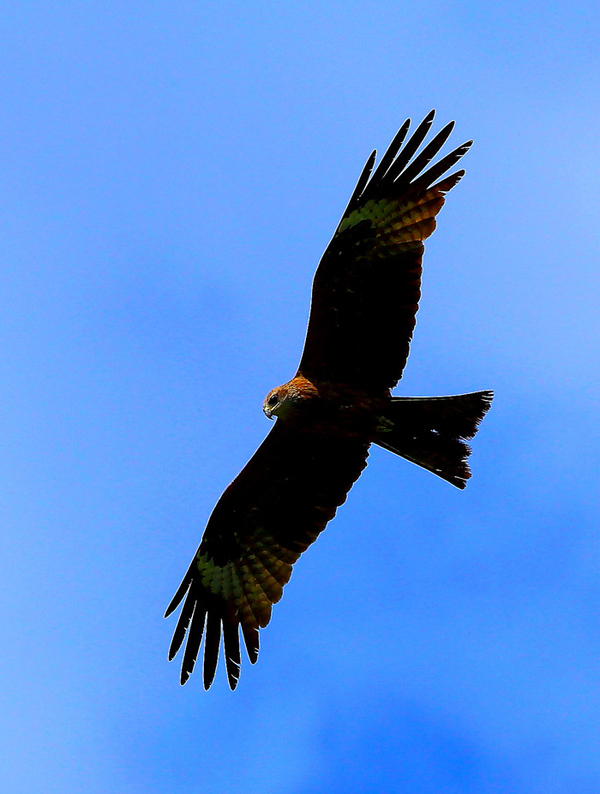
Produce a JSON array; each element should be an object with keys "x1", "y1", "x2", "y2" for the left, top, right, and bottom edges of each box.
[{"x1": 165, "y1": 111, "x2": 493, "y2": 690}]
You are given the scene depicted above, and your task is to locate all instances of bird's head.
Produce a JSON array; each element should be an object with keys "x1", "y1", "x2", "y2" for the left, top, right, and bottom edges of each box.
[
  {"x1": 263, "y1": 377, "x2": 319, "y2": 420},
  {"x1": 263, "y1": 385, "x2": 291, "y2": 420}
]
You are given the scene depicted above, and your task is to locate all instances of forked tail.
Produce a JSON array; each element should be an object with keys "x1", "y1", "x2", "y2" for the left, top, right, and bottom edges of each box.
[{"x1": 375, "y1": 391, "x2": 493, "y2": 489}]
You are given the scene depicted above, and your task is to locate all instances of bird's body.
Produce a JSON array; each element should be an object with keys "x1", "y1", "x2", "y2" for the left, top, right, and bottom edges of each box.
[
  {"x1": 264, "y1": 375, "x2": 386, "y2": 437},
  {"x1": 165, "y1": 112, "x2": 492, "y2": 689}
]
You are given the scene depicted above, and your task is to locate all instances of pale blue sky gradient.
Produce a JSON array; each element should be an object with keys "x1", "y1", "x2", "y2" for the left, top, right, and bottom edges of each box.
[{"x1": 1, "y1": 2, "x2": 600, "y2": 792}]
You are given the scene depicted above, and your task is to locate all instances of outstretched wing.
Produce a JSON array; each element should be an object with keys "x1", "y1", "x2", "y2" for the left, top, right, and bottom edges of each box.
[
  {"x1": 298, "y1": 110, "x2": 472, "y2": 394},
  {"x1": 165, "y1": 422, "x2": 370, "y2": 689}
]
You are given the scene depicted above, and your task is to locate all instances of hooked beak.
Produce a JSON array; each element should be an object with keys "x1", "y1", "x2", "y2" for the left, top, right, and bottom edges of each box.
[{"x1": 264, "y1": 408, "x2": 274, "y2": 420}]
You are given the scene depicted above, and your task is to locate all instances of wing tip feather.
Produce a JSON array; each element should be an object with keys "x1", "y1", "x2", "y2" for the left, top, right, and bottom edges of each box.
[
  {"x1": 164, "y1": 578, "x2": 191, "y2": 618},
  {"x1": 202, "y1": 611, "x2": 222, "y2": 690},
  {"x1": 242, "y1": 622, "x2": 260, "y2": 664},
  {"x1": 357, "y1": 113, "x2": 471, "y2": 204}
]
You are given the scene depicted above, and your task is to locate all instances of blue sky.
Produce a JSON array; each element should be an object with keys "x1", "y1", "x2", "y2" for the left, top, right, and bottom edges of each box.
[{"x1": 1, "y1": 2, "x2": 599, "y2": 792}]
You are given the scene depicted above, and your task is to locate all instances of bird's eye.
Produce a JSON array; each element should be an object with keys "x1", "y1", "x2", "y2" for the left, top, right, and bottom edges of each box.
[{"x1": 268, "y1": 394, "x2": 279, "y2": 406}]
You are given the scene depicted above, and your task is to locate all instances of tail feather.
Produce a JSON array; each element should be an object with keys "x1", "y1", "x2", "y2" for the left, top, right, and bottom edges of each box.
[{"x1": 375, "y1": 390, "x2": 493, "y2": 489}]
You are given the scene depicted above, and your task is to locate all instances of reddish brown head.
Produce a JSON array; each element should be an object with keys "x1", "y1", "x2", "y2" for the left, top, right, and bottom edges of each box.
[{"x1": 263, "y1": 376, "x2": 320, "y2": 420}]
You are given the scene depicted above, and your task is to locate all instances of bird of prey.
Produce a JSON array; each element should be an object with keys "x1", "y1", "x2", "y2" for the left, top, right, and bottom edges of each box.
[{"x1": 165, "y1": 111, "x2": 493, "y2": 690}]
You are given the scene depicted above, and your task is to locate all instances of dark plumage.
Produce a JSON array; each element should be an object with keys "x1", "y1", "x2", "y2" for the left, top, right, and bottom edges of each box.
[{"x1": 165, "y1": 112, "x2": 492, "y2": 689}]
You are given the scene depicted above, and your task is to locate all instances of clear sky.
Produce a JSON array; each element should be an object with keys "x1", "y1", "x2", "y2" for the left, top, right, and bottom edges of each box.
[{"x1": 1, "y1": 2, "x2": 600, "y2": 792}]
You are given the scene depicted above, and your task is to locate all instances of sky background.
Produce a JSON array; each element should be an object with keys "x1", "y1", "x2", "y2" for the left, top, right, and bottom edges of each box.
[{"x1": 1, "y1": 1, "x2": 599, "y2": 792}]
